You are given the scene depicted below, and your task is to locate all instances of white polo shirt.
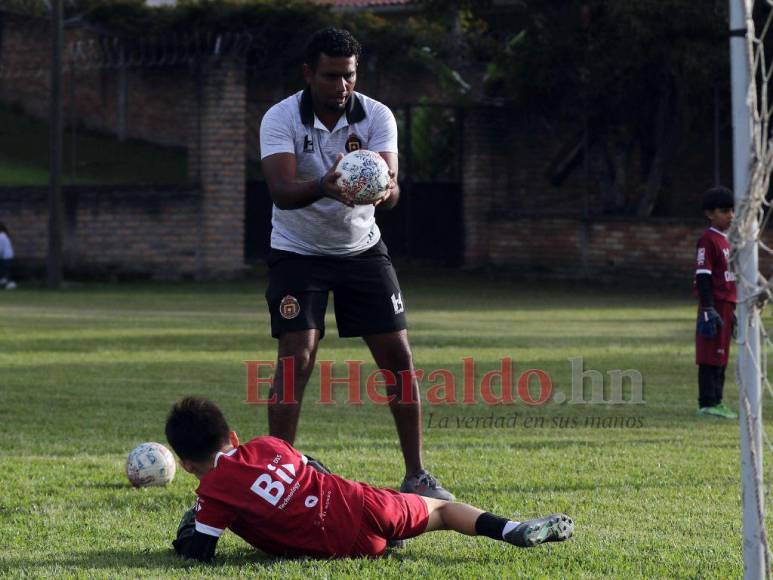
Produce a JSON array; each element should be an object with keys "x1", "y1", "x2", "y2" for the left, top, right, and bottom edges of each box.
[
  {"x1": 259, "y1": 89, "x2": 398, "y2": 256},
  {"x1": 0, "y1": 232, "x2": 13, "y2": 260}
]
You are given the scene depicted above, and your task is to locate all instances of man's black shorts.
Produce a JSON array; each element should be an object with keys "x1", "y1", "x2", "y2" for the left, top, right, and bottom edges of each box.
[{"x1": 265, "y1": 240, "x2": 407, "y2": 339}]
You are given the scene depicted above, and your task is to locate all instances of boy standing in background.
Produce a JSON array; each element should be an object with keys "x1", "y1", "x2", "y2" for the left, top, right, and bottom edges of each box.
[{"x1": 694, "y1": 187, "x2": 737, "y2": 419}]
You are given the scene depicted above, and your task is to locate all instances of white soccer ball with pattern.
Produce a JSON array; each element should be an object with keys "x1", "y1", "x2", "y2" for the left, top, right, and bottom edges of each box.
[
  {"x1": 336, "y1": 149, "x2": 390, "y2": 203},
  {"x1": 126, "y1": 442, "x2": 176, "y2": 488}
]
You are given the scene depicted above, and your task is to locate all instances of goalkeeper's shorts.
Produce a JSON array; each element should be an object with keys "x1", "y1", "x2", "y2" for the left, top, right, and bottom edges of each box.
[
  {"x1": 349, "y1": 485, "x2": 429, "y2": 557},
  {"x1": 696, "y1": 300, "x2": 735, "y2": 366}
]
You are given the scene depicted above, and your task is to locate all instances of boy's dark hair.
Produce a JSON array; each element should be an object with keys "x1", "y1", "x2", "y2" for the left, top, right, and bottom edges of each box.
[
  {"x1": 304, "y1": 27, "x2": 361, "y2": 70},
  {"x1": 165, "y1": 397, "x2": 230, "y2": 462},
  {"x1": 702, "y1": 186, "x2": 735, "y2": 211}
]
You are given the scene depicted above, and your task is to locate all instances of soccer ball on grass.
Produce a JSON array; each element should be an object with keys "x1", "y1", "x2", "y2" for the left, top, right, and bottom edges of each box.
[{"x1": 126, "y1": 442, "x2": 176, "y2": 488}]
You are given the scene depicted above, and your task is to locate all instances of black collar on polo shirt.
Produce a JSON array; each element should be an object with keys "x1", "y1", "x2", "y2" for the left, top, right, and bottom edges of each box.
[{"x1": 299, "y1": 87, "x2": 366, "y2": 127}]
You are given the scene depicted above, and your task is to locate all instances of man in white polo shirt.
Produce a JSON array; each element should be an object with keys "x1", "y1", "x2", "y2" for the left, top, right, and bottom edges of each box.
[{"x1": 259, "y1": 27, "x2": 452, "y2": 501}]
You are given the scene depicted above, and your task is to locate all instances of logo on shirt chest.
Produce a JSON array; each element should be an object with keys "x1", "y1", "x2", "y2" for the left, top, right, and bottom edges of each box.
[
  {"x1": 303, "y1": 135, "x2": 314, "y2": 153},
  {"x1": 250, "y1": 455, "x2": 299, "y2": 508},
  {"x1": 345, "y1": 134, "x2": 362, "y2": 153}
]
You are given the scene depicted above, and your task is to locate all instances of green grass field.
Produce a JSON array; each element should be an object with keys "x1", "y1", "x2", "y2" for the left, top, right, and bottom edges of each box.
[{"x1": 0, "y1": 271, "x2": 760, "y2": 577}]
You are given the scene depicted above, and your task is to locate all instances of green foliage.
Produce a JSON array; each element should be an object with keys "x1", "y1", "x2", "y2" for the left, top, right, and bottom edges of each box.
[
  {"x1": 71, "y1": 1, "x2": 421, "y2": 73},
  {"x1": 408, "y1": 102, "x2": 458, "y2": 182},
  {"x1": 80, "y1": 0, "x2": 327, "y2": 37},
  {"x1": 491, "y1": 0, "x2": 728, "y2": 123},
  {"x1": 421, "y1": 0, "x2": 728, "y2": 128},
  {"x1": 0, "y1": 0, "x2": 49, "y2": 17},
  {"x1": 458, "y1": 0, "x2": 730, "y2": 214}
]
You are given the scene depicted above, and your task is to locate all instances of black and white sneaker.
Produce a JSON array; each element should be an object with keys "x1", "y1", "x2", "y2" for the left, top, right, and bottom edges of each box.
[
  {"x1": 400, "y1": 469, "x2": 455, "y2": 501},
  {"x1": 504, "y1": 513, "x2": 574, "y2": 548}
]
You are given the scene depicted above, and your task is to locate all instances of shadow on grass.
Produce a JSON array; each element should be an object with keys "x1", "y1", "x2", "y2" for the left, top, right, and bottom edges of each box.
[
  {"x1": 1, "y1": 545, "x2": 490, "y2": 572},
  {"x1": 2, "y1": 547, "x2": 278, "y2": 572},
  {"x1": 83, "y1": 482, "x2": 132, "y2": 490}
]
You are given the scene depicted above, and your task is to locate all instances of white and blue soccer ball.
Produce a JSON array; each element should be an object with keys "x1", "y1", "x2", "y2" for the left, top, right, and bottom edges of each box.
[
  {"x1": 336, "y1": 149, "x2": 390, "y2": 203},
  {"x1": 126, "y1": 442, "x2": 176, "y2": 488}
]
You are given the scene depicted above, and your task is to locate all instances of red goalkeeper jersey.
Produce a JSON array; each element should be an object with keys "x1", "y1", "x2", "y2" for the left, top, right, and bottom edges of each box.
[
  {"x1": 193, "y1": 436, "x2": 365, "y2": 557},
  {"x1": 694, "y1": 227, "x2": 737, "y2": 303}
]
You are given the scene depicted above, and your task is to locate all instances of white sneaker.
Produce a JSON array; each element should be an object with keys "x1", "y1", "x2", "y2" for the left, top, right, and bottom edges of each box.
[{"x1": 5, "y1": 281, "x2": 16, "y2": 290}]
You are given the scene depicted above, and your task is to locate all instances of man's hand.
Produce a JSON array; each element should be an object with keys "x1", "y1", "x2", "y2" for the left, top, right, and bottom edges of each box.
[
  {"x1": 370, "y1": 170, "x2": 398, "y2": 207},
  {"x1": 319, "y1": 153, "x2": 355, "y2": 207},
  {"x1": 697, "y1": 307, "x2": 724, "y2": 339}
]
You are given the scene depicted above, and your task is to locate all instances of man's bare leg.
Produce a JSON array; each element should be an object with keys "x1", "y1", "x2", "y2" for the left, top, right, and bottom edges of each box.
[
  {"x1": 363, "y1": 330, "x2": 422, "y2": 475},
  {"x1": 267, "y1": 329, "x2": 321, "y2": 444}
]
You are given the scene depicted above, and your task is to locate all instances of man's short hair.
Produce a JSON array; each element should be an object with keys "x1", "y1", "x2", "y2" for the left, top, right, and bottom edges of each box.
[
  {"x1": 165, "y1": 397, "x2": 230, "y2": 462},
  {"x1": 702, "y1": 186, "x2": 735, "y2": 211},
  {"x1": 304, "y1": 27, "x2": 361, "y2": 70}
]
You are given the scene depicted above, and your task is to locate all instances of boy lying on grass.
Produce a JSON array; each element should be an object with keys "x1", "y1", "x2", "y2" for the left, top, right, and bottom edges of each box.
[{"x1": 166, "y1": 397, "x2": 574, "y2": 562}]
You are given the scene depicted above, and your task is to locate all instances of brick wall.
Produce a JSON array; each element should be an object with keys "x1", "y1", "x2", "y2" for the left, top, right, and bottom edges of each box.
[
  {"x1": 487, "y1": 217, "x2": 701, "y2": 282},
  {"x1": 5, "y1": 189, "x2": 768, "y2": 283},
  {"x1": 194, "y1": 58, "x2": 245, "y2": 278},
  {"x1": 461, "y1": 107, "x2": 508, "y2": 268},
  {"x1": 0, "y1": 185, "x2": 200, "y2": 278},
  {"x1": 0, "y1": 14, "x2": 49, "y2": 119},
  {"x1": 485, "y1": 216, "x2": 773, "y2": 284},
  {"x1": 459, "y1": 104, "x2": 748, "y2": 281}
]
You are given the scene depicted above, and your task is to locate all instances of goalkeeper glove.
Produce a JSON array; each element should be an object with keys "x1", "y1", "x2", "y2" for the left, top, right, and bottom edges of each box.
[
  {"x1": 172, "y1": 505, "x2": 218, "y2": 564},
  {"x1": 304, "y1": 454, "x2": 333, "y2": 475},
  {"x1": 697, "y1": 307, "x2": 723, "y2": 339},
  {"x1": 172, "y1": 507, "x2": 196, "y2": 555}
]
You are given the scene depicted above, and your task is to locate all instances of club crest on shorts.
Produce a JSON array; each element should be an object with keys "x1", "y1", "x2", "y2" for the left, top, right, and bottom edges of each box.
[
  {"x1": 280, "y1": 295, "x2": 300, "y2": 319},
  {"x1": 345, "y1": 134, "x2": 362, "y2": 153}
]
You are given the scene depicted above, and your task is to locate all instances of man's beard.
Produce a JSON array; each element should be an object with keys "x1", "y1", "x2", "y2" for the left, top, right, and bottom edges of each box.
[{"x1": 323, "y1": 100, "x2": 347, "y2": 112}]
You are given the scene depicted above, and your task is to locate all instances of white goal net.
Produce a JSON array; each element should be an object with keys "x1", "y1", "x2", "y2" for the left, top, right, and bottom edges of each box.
[{"x1": 729, "y1": 1, "x2": 773, "y2": 577}]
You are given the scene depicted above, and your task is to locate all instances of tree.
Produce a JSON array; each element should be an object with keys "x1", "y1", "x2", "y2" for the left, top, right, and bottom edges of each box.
[{"x1": 422, "y1": 0, "x2": 729, "y2": 215}]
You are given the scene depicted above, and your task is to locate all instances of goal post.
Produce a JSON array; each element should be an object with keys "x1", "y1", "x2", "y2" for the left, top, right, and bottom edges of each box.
[{"x1": 729, "y1": 1, "x2": 769, "y2": 578}]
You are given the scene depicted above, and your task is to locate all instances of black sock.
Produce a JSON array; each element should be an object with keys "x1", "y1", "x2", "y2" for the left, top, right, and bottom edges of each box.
[
  {"x1": 474, "y1": 512, "x2": 510, "y2": 540},
  {"x1": 698, "y1": 365, "x2": 719, "y2": 408},
  {"x1": 716, "y1": 366, "x2": 726, "y2": 404}
]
